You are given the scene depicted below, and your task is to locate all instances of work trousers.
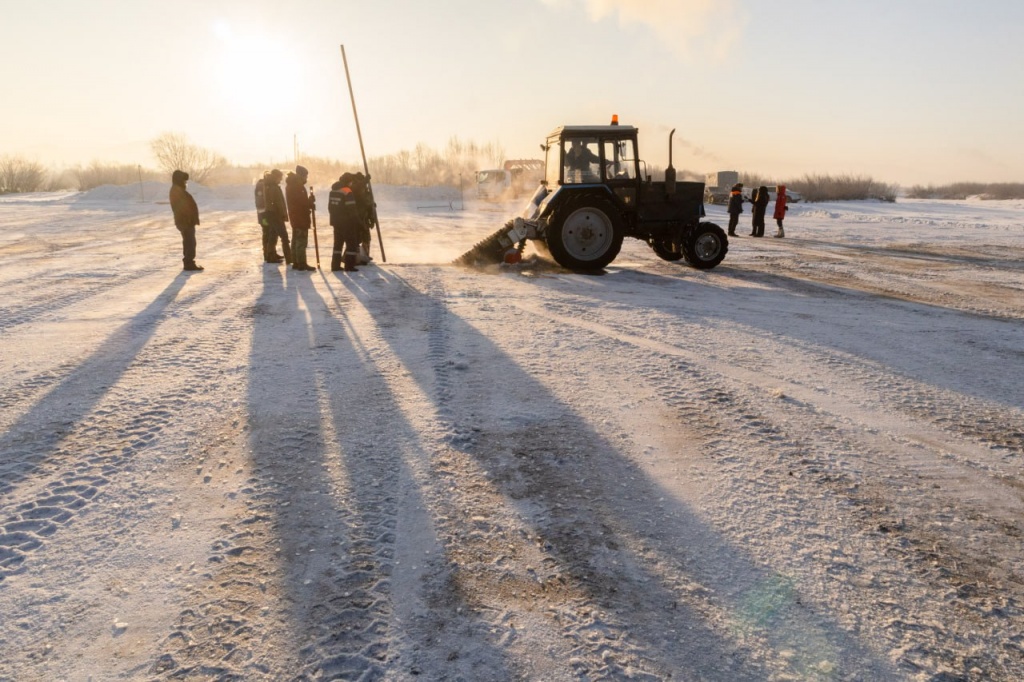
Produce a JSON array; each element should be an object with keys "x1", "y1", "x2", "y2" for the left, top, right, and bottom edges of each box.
[
  {"x1": 176, "y1": 223, "x2": 197, "y2": 266},
  {"x1": 330, "y1": 220, "x2": 361, "y2": 269},
  {"x1": 266, "y1": 216, "x2": 291, "y2": 263},
  {"x1": 292, "y1": 227, "x2": 309, "y2": 268}
]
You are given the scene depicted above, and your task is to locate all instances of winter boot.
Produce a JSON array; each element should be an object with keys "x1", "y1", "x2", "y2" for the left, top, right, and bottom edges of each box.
[
  {"x1": 774, "y1": 226, "x2": 785, "y2": 238},
  {"x1": 184, "y1": 262, "x2": 204, "y2": 271},
  {"x1": 344, "y1": 253, "x2": 359, "y2": 272},
  {"x1": 357, "y1": 244, "x2": 372, "y2": 265}
]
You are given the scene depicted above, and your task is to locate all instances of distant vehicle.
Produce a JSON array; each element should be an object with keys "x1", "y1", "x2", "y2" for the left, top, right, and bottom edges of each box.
[
  {"x1": 750, "y1": 187, "x2": 802, "y2": 204},
  {"x1": 477, "y1": 159, "x2": 544, "y2": 201},
  {"x1": 703, "y1": 170, "x2": 739, "y2": 204},
  {"x1": 703, "y1": 172, "x2": 803, "y2": 204},
  {"x1": 715, "y1": 185, "x2": 803, "y2": 205}
]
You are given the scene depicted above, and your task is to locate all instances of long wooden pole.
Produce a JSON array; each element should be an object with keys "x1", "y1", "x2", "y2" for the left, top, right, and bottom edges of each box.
[{"x1": 340, "y1": 44, "x2": 386, "y2": 263}]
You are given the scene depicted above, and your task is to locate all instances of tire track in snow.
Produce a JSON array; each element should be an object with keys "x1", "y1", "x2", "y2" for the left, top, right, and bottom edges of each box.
[
  {"x1": 512, "y1": 293, "x2": 1024, "y2": 679},
  {"x1": 370, "y1": 270, "x2": 790, "y2": 680},
  {"x1": 0, "y1": 273, "x2": 249, "y2": 585}
]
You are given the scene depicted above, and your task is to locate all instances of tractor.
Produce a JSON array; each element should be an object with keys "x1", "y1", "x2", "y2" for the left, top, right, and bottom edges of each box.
[{"x1": 454, "y1": 117, "x2": 728, "y2": 271}]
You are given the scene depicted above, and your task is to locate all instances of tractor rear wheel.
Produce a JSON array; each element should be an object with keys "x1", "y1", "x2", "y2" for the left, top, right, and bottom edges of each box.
[
  {"x1": 546, "y1": 197, "x2": 624, "y2": 271},
  {"x1": 682, "y1": 222, "x2": 728, "y2": 269}
]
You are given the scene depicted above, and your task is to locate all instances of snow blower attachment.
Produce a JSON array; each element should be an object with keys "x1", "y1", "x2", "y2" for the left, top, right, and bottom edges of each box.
[
  {"x1": 451, "y1": 220, "x2": 522, "y2": 267},
  {"x1": 453, "y1": 117, "x2": 728, "y2": 272}
]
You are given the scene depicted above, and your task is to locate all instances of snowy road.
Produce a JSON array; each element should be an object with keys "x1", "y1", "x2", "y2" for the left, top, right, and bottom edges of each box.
[{"x1": 0, "y1": 187, "x2": 1022, "y2": 680}]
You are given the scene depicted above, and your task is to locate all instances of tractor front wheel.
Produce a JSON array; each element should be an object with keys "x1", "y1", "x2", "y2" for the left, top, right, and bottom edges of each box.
[
  {"x1": 546, "y1": 197, "x2": 624, "y2": 271},
  {"x1": 682, "y1": 222, "x2": 728, "y2": 269}
]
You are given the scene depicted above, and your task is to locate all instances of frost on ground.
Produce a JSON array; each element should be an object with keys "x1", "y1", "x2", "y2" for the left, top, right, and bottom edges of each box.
[{"x1": 0, "y1": 185, "x2": 1022, "y2": 681}]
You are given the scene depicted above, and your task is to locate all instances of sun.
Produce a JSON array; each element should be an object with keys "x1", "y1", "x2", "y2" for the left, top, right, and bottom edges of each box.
[{"x1": 210, "y1": 21, "x2": 303, "y2": 130}]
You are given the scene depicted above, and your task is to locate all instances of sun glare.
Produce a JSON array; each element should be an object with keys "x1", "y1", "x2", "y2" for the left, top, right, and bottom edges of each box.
[{"x1": 211, "y1": 21, "x2": 302, "y2": 130}]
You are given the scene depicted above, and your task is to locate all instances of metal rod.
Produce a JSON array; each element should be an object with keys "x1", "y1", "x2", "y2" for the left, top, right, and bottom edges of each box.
[
  {"x1": 341, "y1": 44, "x2": 386, "y2": 263},
  {"x1": 310, "y1": 187, "x2": 321, "y2": 269}
]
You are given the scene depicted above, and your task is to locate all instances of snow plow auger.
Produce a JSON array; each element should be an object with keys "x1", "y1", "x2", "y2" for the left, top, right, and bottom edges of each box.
[{"x1": 453, "y1": 117, "x2": 728, "y2": 271}]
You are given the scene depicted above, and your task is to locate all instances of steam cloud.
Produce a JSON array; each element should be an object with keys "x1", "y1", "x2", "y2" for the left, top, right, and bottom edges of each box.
[{"x1": 545, "y1": 0, "x2": 744, "y2": 60}]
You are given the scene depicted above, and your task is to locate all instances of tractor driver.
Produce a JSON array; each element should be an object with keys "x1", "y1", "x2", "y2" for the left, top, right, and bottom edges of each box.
[{"x1": 564, "y1": 139, "x2": 601, "y2": 182}]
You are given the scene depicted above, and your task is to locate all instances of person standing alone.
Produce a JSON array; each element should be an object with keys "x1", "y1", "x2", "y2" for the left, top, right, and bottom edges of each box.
[
  {"x1": 727, "y1": 183, "x2": 743, "y2": 236},
  {"x1": 285, "y1": 165, "x2": 317, "y2": 271},
  {"x1": 773, "y1": 185, "x2": 789, "y2": 238},
  {"x1": 169, "y1": 170, "x2": 203, "y2": 271}
]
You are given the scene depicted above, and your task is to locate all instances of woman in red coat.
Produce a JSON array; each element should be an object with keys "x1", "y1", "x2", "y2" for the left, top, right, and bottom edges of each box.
[{"x1": 773, "y1": 185, "x2": 788, "y2": 238}]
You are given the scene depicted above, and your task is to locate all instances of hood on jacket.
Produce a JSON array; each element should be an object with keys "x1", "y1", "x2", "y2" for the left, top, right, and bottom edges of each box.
[
  {"x1": 172, "y1": 170, "x2": 189, "y2": 186},
  {"x1": 295, "y1": 165, "x2": 309, "y2": 179},
  {"x1": 777, "y1": 184, "x2": 787, "y2": 195},
  {"x1": 285, "y1": 171, "x2": 302, "y2": 186}
]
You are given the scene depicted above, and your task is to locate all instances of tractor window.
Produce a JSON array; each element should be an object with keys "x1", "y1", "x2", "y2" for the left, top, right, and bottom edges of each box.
[
  {"x1": 603, "y1": 140, "x2": 637, "y2": 181},
  {"x1": 563, "y1": 137, "x2": 601, "y2": 184}
]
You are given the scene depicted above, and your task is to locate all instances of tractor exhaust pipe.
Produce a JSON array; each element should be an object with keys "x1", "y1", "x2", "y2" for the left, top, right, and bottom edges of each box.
[{"x1": 665, "y1": 128, "x2": 676, "y2": 195}]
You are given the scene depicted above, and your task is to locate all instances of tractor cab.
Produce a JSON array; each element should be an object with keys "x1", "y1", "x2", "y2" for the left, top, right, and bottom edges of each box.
[{"x1": 545, "y1": 124, "x2": 641, "y2": 188}]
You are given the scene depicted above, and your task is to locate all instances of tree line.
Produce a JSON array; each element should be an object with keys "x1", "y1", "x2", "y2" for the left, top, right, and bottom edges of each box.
[
  {"x1": 0, "y1": 133, "x2": 509, "y2": 194},
  {"x1": 4, "y1": 133, "x2": 1023, "y2": 201}
]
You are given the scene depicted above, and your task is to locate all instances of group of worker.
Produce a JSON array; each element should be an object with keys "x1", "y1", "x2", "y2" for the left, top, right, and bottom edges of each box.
[
  {"x1": 168, "y1": 166, "x2": 375, "y2": 273},
  {"x1": 255, "y1": 166, "x2": 375, "y2": 272},
  {"x1": 726, "y1": 183, "x2": 789, "y2": 238}
]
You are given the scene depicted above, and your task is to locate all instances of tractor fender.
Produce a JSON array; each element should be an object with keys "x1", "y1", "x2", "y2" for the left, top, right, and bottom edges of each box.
[{"x1": 538, "y1": 185, "x2": 618, "y2": 236}]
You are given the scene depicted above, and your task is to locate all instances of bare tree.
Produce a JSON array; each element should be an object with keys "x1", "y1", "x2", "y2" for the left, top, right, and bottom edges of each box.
[
  {"x1": 72, "y1": 162, "x2": 160, "y2": 190},
  {"x1": 0, "y1": 155, "x2": 47, "y2": 193},
  {"x1": 483, "y1": 140, "x2": 506, "y2": 168},
  {"x1": 150, "y1": 132, "x2": 226, "y2": 184}
]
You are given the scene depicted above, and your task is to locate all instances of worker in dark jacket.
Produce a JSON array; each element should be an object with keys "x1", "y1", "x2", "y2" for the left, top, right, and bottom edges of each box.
[
  {"x1": 726, "y1": 183, "x2": 744, "y2": 236},
  {"x1": 750, "y1": 185, "x2": 770, "y2": 237},
  {"x1": 169, "y1": 170, "x2": 203, "y2": 271},
  {"x1": 328, "y1": 173, "x2": 364, "y2": 272},
  {"x1": 255, "y1": 171, "x2": 282, "y2": 263},
  {"x1": 285, "y1": 165, "x2": 316, "y2": 271},
  {"x1": 350, "y1": 172, "x2": 375, "y2": 264},
  {"x1": 264, "y1": 169, "x2": 291, "y2": 264}
]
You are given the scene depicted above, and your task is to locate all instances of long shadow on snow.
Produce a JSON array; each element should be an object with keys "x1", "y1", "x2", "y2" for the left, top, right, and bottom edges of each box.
[
  {"x1": 360, "y1": 268, "x2": 897, "y2": 680},
  {"x1": 0, "y1": 274, "x2": 189, "y2": 501},
  {"x1": 784, "y1": 237, "x2": 1024, "y2": 272},
  {"x1": 0, "y1": 274, "x2": 190, "y2": 583},
  {"x1": 541, "y1": 264, "x2": 1024, "y2": 417},
  {"x1": 240, "y1": 266, "x2": 515, "y2": 681}
]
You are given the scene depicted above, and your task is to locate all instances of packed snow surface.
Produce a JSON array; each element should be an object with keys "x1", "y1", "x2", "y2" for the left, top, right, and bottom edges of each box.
[{"x1": 0, "y1": 184, "x2": 1022, "y2": 680}]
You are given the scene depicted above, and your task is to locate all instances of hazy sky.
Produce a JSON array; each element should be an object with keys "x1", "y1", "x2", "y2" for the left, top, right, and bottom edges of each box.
[{"x1": 3, "y1": 0, "x2": 1023, "y2": 185}]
